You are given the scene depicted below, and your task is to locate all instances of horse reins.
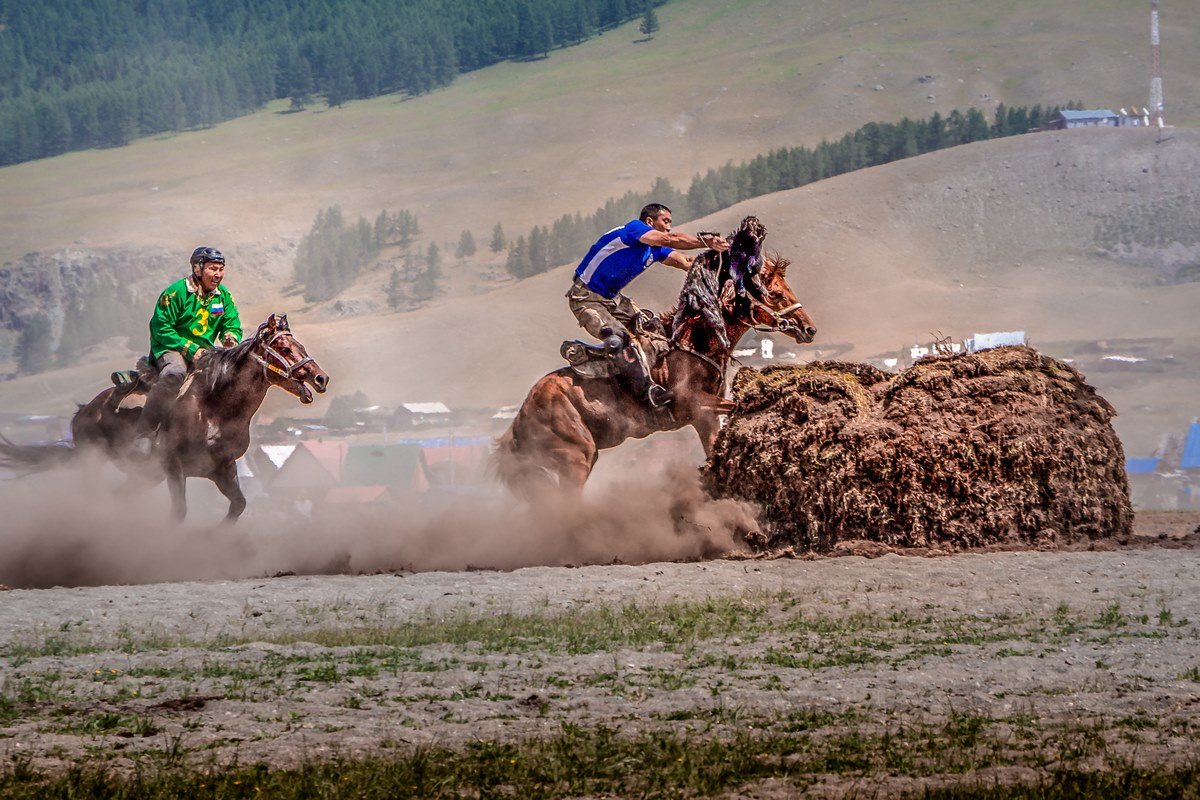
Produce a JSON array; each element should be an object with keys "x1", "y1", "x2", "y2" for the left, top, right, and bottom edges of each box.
[{"x1": 674, "y1": 342, "x2": 728, "y2": 385}]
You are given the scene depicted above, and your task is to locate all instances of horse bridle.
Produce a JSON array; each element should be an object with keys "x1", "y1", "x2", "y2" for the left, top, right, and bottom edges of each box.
[
  {"x1": 671, "y1": 282, "x2": 808, "y2": 385},
  {"x1": 249, "y1": 327, "x2": 314, "y2": 382},
  {"x1": 744, "y1": 295, "x2": 807, "y2": 337}
]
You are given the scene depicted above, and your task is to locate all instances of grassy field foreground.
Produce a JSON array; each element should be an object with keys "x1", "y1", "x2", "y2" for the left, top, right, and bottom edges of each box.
[{"x1": 2, "y1": 541, "x2": 1200, "y2": 796}]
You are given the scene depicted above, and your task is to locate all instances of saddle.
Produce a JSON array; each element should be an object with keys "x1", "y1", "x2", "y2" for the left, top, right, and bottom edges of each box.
[
  {"x1": 560, "y1": 339, "x2": 620, "y2": 378},
  {"x1": 107, "y1": 356, "x2": 158, "y2": 411},
  {"x1": 561, "y1": 311, "x2": 666, "y2": 380}
]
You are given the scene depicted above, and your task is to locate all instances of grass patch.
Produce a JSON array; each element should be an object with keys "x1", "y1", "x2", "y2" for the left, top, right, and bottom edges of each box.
[
  {"x1": 4, "y1": 596, "x2": 1190, "y2": 677},
  {"x1": 0, "y1": 719, "x2": 1196, "y2": 799},
  {"x1": 255, "y1": 595, "x2": 776, "y2": 655}
]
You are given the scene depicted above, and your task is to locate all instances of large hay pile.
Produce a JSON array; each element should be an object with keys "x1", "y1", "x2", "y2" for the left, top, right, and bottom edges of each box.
[{"x1": 705, "y1": 346, "x2": 1132, "y2": 553}]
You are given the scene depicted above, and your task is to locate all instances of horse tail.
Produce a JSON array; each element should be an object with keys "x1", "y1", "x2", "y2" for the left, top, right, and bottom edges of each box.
[
  {"x1": 490, "y1": 424, "x2": 555, "y2": 501},
  {"x1": 490, "y1": 425, "x2": 526, "y2": 496},
  {"x1": 0, "y1": 433, "x2": 79, "y2": 475}
]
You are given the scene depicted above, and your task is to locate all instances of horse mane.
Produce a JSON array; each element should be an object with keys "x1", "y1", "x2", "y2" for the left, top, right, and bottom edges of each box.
[{"x1": 193, "y1": 331, "x2": 261, "y2": 397}]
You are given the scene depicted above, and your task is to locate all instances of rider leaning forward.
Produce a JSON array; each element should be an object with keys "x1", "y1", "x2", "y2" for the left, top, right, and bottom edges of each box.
[
  {"x1": 131, "y1": 246, "x2": 243, "y2": 456},
  {"x1": 566, "y1": 203, "x2": 728, "y2": 407}
]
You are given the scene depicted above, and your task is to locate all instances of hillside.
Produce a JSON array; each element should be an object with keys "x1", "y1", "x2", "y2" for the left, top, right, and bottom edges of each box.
[
  {"x1": 0, "y1": 0, "x2": 1194, "y2": 266},
  {"x1": 306, "y1": 128, "x2": 1200, "y2": 453},
  {"x1": 3, "y1": 128, "x2": 1197, "y2": 458},
  {"x1": 1, "y1": 0, "x2": 1197, "y2": 456}
]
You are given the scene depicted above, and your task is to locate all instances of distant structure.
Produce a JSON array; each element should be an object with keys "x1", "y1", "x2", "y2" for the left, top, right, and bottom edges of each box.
[
  {"x1": 1150, "y1": 0, "x2": 1165, "y2": 128},
  {"x1": 1048, "y1": 109, "x2": 1120, "y2": 129},
  {"x1": 963, "y1": 331, "x2": 1026, "y2": 354}
]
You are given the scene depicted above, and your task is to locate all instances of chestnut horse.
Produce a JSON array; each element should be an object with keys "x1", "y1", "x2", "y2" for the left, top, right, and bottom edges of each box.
[
  {"x1": 0, "y1": 313, "x2": 329, "y2": 523},
  {"x1": 494, "y1": 216, "x2": 816, "y2": 497}
]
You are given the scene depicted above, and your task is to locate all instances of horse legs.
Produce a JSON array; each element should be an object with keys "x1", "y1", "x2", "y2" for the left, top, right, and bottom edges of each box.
[
  {"x1": 211, "y1": 461, "x2": 247, "y2": 524},
  {"x1": 165, "y1": 469, "x2": 187, "y2": 522},
  {"x1": 691, "y1": 408, "x2": 725, "y2": 459},
  {"x1": 548, "y1": 443, "x2": 596, "y2": 497}
]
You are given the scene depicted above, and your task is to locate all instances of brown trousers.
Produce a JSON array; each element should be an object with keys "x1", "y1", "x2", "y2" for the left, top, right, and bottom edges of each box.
[{"x1": 566, "y1": 280, "x2": 668, "y2": 361}]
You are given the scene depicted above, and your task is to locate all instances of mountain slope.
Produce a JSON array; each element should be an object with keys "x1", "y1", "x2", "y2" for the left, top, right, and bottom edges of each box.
[
  {"x1": 0, "y1": 0, "x2": 1194, "y2": 266},
  {"x1": 7, "y1": 128, "x2": 1190, "y2": 452}
]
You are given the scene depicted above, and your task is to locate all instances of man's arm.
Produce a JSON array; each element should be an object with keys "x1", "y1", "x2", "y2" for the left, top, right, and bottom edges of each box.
[
  {"x1": 662, "y1": 250, "x2": 692, "y2": 271},
  {"x1": 639, "y1": 229, "x2": 728, "y2": 251},
  {"x1": 215, "y1": 289, "x2": 243, "y2": 346}
]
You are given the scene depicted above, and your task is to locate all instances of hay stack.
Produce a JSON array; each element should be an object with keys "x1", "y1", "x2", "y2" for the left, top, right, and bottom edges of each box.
[{"x1": 705, "y1": 346, "x2": 1132, "y2": 552}]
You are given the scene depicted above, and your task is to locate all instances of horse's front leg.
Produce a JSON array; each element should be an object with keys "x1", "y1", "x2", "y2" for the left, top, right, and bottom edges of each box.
[
  {"x1": 165, "y1": 468, "x2": 187, "y2": 522},
  {"x1": 211, "y1": 460, "x2": 247, "y2": 524},
  {"x1": 690, "y1": 398, "x2": 730, "y2": 459}
]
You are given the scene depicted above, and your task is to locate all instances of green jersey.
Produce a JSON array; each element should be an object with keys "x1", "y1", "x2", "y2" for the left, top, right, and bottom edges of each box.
[{"x1": 149, "y1": 276, "x2": 243, "y2": 359}]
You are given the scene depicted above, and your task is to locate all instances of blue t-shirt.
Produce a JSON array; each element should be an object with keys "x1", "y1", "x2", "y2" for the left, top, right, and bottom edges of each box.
[{"x1": 573, "y1": 219, "x2": 674, "y2": 299}]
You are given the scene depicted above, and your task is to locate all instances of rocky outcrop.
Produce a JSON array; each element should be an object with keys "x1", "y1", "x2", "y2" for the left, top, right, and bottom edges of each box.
[{"x1": 0, "y1": 247, "x2": 178, "y2": 358}]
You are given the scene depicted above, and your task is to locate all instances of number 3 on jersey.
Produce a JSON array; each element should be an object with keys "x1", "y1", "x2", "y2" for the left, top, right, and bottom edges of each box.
[{"x1": 192, "y1": 307, "x2": 210, "y2": 336}]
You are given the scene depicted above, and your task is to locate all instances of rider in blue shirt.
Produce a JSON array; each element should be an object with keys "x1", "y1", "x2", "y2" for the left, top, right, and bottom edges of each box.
[{"x1": 565, "y1": 203, "x2": 728, "y2": 407}]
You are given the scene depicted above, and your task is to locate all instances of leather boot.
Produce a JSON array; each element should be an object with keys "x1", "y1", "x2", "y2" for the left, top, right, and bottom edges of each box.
[
  {"x1": 130, "y1": 378, "x2": 179, "y2": 455},
  {"x1": 617, "y1": 342, "x2": 673, "y2": 408}
]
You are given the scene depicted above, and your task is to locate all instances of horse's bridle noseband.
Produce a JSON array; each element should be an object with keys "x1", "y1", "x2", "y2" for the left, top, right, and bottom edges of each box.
[
  {"x1": 745, "y1": 296, "x2": 807, "y2": 336},
  {"x1": 250, "y1": 327, "x2": 314, "y2": 382}
]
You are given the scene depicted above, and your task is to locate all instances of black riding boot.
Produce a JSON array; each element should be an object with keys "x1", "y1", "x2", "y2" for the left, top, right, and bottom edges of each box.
[
  {"x1": 616, "y1": 342, "x2": 673, "y2": 408},
  {"x1": 130, "y1": 376, "x2": 181, "y2": 455}
]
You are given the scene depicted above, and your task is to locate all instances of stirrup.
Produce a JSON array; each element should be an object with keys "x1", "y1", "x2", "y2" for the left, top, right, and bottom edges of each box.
[
  {"x1": 648, "y1": 384, "x2": 674, "y2": 408},
  {"x1": 111, "y1": 370, "x2": 139, "y2": 388}
]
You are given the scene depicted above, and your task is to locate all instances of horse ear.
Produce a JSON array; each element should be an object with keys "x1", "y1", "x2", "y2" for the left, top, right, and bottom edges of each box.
[
  {"x1": 265, "y1": 313, "x2": 280, "y2": 333},
  {"x1": 277, "y1": 313, "x2": 290, "y2": 331}
]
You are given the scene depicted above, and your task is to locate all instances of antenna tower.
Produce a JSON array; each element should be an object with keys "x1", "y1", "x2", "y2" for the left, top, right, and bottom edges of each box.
[{"x1": 1149, "y1": 0, "x2": 1165, "y2": 126}]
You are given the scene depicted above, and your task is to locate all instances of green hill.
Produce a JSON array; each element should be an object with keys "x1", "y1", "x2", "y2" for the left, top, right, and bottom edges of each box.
[
  {"x1": 1, "y1": 0, "x2": 1198, "y2": 456},
  {"x1": 1, "y1": 0, "x2": 1193, "y2": 266}
]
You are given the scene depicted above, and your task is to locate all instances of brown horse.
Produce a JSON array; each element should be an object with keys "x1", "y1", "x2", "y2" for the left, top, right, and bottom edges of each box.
[
  {"x1": 0, "y1": 313, "x2": 329, "y2": 523},
  {"x1": 494, "y1": 216, "x2": 816, "y2": 497}
]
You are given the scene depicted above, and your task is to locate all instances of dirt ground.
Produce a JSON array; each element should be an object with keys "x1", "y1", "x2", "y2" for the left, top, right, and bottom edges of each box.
[{"x1": 1, "y1": 511, "x2": 1199, "y2": 791}]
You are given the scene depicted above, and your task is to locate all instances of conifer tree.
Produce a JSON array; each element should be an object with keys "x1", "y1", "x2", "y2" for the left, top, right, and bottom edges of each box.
[
  {"x1": 506, "y1": 237, "x2": 532, "y2": 279},
  {"x1": 425, "y1": 242, "x2": 442, "y2": 279},
  {"x1": 387, "y1": 267, "x2": 405, "y2": 310},
  {"x1": 490, "y1": 223, "x2": 507, "y2": 253},
  {"x1": 639, "y1": 4, "x2": 659, "y2": 38},
  {"x1": 456, "y1": 230, "x2": 476, "y2": 259}
]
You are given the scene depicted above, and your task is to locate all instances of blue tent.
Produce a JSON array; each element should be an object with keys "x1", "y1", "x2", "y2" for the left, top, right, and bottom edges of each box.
[{"x1": 1182, "y1": 423, "x2": 1200, "y2": 470}]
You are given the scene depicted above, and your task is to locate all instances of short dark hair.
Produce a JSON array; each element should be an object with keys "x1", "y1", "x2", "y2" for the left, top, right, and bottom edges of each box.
[{"x1": 639, "y1": 203, "x2": 671, "y2": 224}]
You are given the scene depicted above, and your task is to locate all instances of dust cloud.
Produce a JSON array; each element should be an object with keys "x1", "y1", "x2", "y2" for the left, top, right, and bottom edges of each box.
[{"x1": 0, "y1": 455, "x2": 756, "y2": 590}]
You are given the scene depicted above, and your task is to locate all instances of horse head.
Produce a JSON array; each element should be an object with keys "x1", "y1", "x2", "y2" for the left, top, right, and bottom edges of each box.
[
  {"x1": 743, "y1": 255, "x2": 817, "y2": 344},
  {"x1": 671, "y1": 215, "x2": 817, "y2": 349},
  {"x1": 253, "y1": 313, "x2": 330, "y2": 404}
]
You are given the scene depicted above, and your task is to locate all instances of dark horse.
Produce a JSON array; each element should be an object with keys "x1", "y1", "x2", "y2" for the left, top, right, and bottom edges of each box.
[
  {"x1": 494, "y1": 216, "x2": 816, "y2": 497},
  {"x1": 0, "y1": 313, "x2": 329, "y2": 523}
]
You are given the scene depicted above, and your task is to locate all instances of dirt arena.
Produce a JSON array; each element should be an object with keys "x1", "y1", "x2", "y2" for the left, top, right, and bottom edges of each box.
[{"x1": 1, "y1": 511, "x2": 1198, "y2": 794}]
